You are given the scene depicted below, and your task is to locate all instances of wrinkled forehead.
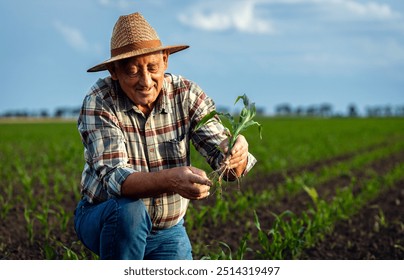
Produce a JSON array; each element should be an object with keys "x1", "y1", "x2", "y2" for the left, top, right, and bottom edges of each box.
[{"x1": 115, "y1": 51, "x2": 165, "y2": 69}]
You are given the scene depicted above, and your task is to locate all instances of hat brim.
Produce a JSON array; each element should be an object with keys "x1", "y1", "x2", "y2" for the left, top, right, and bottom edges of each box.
[{"x1": 87, "y1": 45, "x2": 189, "y2": 72}]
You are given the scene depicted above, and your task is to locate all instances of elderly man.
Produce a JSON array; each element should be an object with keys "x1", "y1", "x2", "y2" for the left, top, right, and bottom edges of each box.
[{"x1": 74, "y1": 12, "x2": 256, "y2": 260}]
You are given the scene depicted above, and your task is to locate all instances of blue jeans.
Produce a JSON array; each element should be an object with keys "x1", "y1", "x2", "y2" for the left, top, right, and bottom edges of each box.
[{"x1": 74, "y1": 197, "x2": 193, "y2": 260}]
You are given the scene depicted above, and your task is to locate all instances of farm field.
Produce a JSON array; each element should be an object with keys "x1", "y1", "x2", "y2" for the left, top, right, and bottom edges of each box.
[{"x1": 0, "y1": 117, "x2": 403, "y2": 259}]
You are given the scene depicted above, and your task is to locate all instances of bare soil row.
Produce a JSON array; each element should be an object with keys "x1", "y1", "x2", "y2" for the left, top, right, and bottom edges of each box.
[
  {"x1": 1, "y1": 142, "x2": 403, "y2": 259},
  {"x1": 189, "y1": 145, "x2": 404, "y2": 259}
]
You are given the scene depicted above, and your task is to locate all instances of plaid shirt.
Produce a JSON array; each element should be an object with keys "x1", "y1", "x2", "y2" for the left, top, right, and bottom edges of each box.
[{"x1": 78, "y1": 74, "x2": 256, "y2": 229}]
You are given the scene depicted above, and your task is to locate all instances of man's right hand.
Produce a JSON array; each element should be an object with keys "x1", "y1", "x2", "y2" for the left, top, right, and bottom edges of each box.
[
  {"x1": 166, "y1": 166, "x2": 212, "y2": 200},
  {"x1": 121, "y1": 166, "x2": 212, "y2": 200}
]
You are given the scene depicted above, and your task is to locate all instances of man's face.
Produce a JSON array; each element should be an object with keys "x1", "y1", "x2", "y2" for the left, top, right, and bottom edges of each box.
[{"x1": 109, "y1": 51, "x2": 168, "y2": 114}]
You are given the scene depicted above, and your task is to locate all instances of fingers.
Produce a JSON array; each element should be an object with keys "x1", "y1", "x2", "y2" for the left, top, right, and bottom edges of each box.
[
  {"x1": 188, "y1": 167, "x2": 212, "y2": 186},
  {"x1": 188, "y1": 166, "x2": 209, "y2": 180},
  {"x1": 171, "y1": 167, "x2": 211, "y2": 200},
  {"x1": 188, "y1": 168, "x2": 211, "y2": 200},
  {"x1": 190, "y1": 183, "x2": 211, "y2": 200},
  {"x1": 226, "y1": 156, "x2": 247, "y2": 170},
  {"x1": 219, "y1": 138, "x2": 229, "y2": 154},
  {"x1": 224, "y1": 135, "x2": 248, "y2": 169},
  {"x1": 179, "y1": 181, "x2": 210, "y2": 200},
  {"x1": 230, "y1": 135, "x2": 248, "y2": 155}
]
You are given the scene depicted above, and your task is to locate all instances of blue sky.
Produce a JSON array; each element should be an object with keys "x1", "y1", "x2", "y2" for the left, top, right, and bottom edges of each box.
[{"x1": 1, "y1": 0, "x2": 403, "y2": 115}]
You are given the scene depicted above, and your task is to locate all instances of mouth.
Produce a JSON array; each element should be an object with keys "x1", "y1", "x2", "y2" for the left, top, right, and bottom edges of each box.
[{"x1": 136, "y1": 87, "x2": 154, "y2": 96}]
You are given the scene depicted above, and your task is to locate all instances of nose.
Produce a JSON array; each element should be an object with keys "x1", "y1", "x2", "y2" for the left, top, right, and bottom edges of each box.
[{"x1": 138, "y1": 71, "x2": 152, "y2": 88}]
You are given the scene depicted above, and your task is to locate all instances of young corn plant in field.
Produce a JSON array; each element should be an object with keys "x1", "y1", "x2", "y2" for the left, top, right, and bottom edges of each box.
[
  {"x1": 195, "y1": 94, "x2": 262, "y2": 194},
  {"x1": 23, "y1": 207, "x2": 35, "y2": 246},
  {"x1": 202, "y1": 233, "x2": 252, "y2": 260},
  {"x1": 0, "y1": 183, "x2": 13, "y2": 219}
]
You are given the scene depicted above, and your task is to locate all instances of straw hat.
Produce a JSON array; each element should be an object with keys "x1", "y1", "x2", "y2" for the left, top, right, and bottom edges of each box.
[{"x1": 87, "y1": 12, "x2": 189, "y2": 72}]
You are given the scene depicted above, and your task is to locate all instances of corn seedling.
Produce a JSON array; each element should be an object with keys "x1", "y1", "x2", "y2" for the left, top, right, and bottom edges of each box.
[
  {"x1": 302, "y1": 185, "x2": 319, "y2": 209},
  {"x1": 372, "y1": 206, "x2": 387, "y2": 232},
  {"x1": 43, "y1": 243, "x2": 57, "y2": 259},
  {"x1": 186, "y1": 204, "x2": 210, "y2": 231},
  {"x1": 253, "y1": 210, "x2": 272, "y2": 258},
  {"x1": 194, "y1": 94, "x2": 262, "y2": 193},
  {"x1": 0, "y1": 195, "x2": 12, "y2": 220},
  {"x1": 0, "y1": 183, "x2": 13, "y2": 219},
  {"x1": 55, "y1": 205, "x2": 70, "y2": 232},
  {"x1": 1, "y1": 118, "x2": 404, "y2": 260},
  {"x1": 35, "y1": 202, "x2": 55, "y2": 240},
  {"x1": 210, "y1": 198, "x2": 230, "y2": 225},
  {"x1": 203, "y1": 233, "x2": 252, "y2": 260},
  {"x1": 23, "y1": 207, "x2": 35, "y2": 245}
]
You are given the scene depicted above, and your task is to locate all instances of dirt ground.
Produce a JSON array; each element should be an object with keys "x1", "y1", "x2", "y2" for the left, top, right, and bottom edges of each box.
[
  {"x1": 301, "y1": 180, "x2": 404, "y2": 259},
  {"x1": 1, "y1": 147, "x2": 403, "y2": 260},
  {"x1": 189, "y1": 146, "x2": 404, "y2": 260}
]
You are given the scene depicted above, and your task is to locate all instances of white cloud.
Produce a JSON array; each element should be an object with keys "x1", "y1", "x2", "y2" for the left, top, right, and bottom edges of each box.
[
  {"x1": 178, "y1": 0, "x2": 276, "y2": 34},
  {"x1": 97, "y1": 0, "x2": 133, "y2": 10},
  {"x1": 358, "y1": 38, "x2": 404, "y2": 66},
  {"x1": 54, "y1": 21, "x2": 89, "y2": 51},
  {"x1": 178, "y1": 0, "x2": 399, "y2": 34},
  {"x1": 53, "y1": 21, "x2": 102, "y2": 54},
  {"x1": 320, "y1": 0, "x2": 398, "y2": 20},
  {"x1": 292, "y1": 36, "x2": 404, "y2": 75}
]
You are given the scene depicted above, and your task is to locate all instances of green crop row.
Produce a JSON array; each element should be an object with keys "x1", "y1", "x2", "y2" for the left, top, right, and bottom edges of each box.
[
  {"x1": 187, "y1": 135, "x2": 404, "y2": 230},
  {"x1": 0, "y1": 117, "x2": 403, "y2": 259},
  {"x1": 202, "y1": 162, "x2": 404, "y2": 260},
  {"x1": 187, "y1": 118, "x2": 404, "y2": 259},
  {"x1": 0, "y1": 122, "x2": 88, "y2": 259},
  {"x1": 192, "y1": 117, "x2": 404, "y2": 174}
]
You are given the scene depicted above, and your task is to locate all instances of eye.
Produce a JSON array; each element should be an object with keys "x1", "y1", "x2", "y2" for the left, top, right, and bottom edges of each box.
[
  {"x1": 125, "y1": 66, "x2": 139, "y2": 77},
  {"x1": 128, "y1": 72, "x2": 138, "y2": 78},
  {"x1": 148, "y1": 64, "x2": 159, "y2": 73}
]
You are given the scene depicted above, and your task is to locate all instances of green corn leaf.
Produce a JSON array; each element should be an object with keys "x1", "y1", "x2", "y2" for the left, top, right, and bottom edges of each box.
[
  {"x1": 194, "y1": 111, "x2": 235, "y2": 133},
  {"x1": 194, "y1": 110, "x2": 219, "y2": 131},
  {"x1": 235, "y1": 94, "x2": 250, "y2": 107},
  {"x1": 194, "y1": 94, "x2": 263, "y2": 154},
  {"x1": 253, "y1": 210, "x2": 262, "y2": 231},
  {"x1": 241, "y1": 120, "x2": 262, "y2": 139},
  {"x1": 257, "y1": 123, "x2": 263, "y2": 139},
  {"x1": 303, "y1": 185, "x2": 319, "y2": 206}
]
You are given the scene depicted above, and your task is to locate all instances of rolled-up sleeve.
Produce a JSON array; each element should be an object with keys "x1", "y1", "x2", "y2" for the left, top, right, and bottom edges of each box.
[{"x1": 78, "y1": 91, "x2": 134, "y2": 202}]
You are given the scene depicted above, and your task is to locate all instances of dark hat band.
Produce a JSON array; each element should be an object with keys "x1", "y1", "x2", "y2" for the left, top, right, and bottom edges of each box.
[{"x1": 111, "y1": 39, "x2": 162, "y2": 57}]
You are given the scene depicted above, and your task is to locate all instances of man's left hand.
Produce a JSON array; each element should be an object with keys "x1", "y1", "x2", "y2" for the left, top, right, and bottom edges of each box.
[{"x1": 220, "y1": 135, "x2": 249, "y2": 179}]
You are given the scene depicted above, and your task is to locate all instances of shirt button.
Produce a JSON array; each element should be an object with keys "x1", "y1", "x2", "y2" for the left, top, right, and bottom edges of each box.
[{"x1": 149, "y1": 148, "x2": 155, "y2": 153}]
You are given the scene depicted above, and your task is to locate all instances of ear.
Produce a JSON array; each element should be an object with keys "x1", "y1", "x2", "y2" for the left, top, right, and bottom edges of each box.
[
  {"x1": 106, "y1": 63, "x2": 118, "y2": 80},
  {"x1": 162, "y1": 50, "x2": 169, "y2": 71}
]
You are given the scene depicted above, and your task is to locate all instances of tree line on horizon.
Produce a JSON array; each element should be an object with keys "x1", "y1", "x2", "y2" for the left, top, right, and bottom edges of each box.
[
  {"x1": 1, "y1": 103, "x2": 404, "y2": 119},
  {"x1": 274, "y1": 103, "x2": 404, "y2": 118}
]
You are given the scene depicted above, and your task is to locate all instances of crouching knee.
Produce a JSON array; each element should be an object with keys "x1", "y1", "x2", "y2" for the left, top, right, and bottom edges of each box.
[{"x1": 111, "y1": 198, "x2": 152, "y2": 233}]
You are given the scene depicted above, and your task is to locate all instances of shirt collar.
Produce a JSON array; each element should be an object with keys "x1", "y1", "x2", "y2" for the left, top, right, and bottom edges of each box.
[
  {"x1": 154, "y1": 76, "x2": 172, "y2": 115},
  {"x1": 113, "y1": 80, "x2": 135, "y2": 113}
]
